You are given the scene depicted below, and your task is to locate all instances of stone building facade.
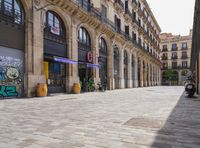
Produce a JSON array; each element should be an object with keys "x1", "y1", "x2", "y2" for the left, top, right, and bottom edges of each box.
[
  {"x1": 191, "y1": 0, "x2": 200, "y2": 94},
  {"x1": 0, "y1": 0, "x2": 161, "y2": 98},
  {"x1": 160, "y1": 31, "x2": 192, "y2": 85}
]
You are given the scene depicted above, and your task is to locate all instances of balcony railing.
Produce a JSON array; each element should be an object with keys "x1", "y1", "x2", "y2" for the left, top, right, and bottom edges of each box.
[
  {"x1": 71, "y1": 0, "x2": 159, "y2": 60},
  {"x1": 132, "y1": 0, "x2": 138, "y2": 5},
  {"x1": 181, "y1": 47, "x2": 188, "y2": 50},
  {"x1": 162, "y1": 56, "x2": 168, "y2": 60},
  {"x1": 162, "y1": 48, "x2": 168, "y2": 52},
  {"x1": 125, "y1": 8, "x2": 132, "y2": 18},
  {"x1": 171, "y1": 56, "x2": 178, "y2": 59},
  {"x1": 162, "y1": 67, "x2": 168, "y2": 70},
  {"x1": 132, "y1": 18, "x2": 140, "y2": 26},
  {"x1": 115, "y1": 0, "x2": 125, "y2": 9},
  {"x1": 181, "y1": 56, "x2": 188, "y2": 59},
  {"x1": 171, "y1": 47, "x2": 178, "y2": 51}
]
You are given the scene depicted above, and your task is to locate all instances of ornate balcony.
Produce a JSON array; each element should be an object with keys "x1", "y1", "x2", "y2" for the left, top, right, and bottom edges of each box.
[
  {"x1": 138, "y1": 8, "x2": 144, "y2": 18},
  {"x1": 181, "y1": 55, "x2": 188, "y2": 59},
  {"x1": 124, "y1": 8, "x2": 132, "y2": 21},
  {"x1": 161, "y1": 56, "x2": 168, "y2": 60},
  {"x1": 114, "y1": 0, "x2": 125, "y2": 11},
  {"x1": 171, "y1": 56, "x2": 178, "y2": 60},
  {"x1": 131, "y1": 0, "x2": 138, "y2": 10}
]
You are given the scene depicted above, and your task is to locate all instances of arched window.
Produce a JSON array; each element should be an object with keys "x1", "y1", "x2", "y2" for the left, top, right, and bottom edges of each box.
[
  {"x1": 124, "y1": 50, "x2": 128, "y2": 65},
  {"x1": 78, "y1": 27, "x2": 91, "y2": 48},
  {"x1": 46, "y1": 11, "x2": 65, "y2": 36},
  {"x1": 132, "y1": 55, "x2": 134, "y2": 66},
  {"x1": 114, "y1": 48, "x2": 119, "y2": 60},
  {"x1": 99, "y1": 37, "x2": 107, "y2": 54},
  {"x1": 0, "y1": 0, "x2": 24, "y2": 25}
]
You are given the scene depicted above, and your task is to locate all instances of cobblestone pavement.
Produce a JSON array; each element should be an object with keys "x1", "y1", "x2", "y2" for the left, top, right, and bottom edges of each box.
[{"x1": 0, "y1": 86, "x2": 200, "y2": 148}]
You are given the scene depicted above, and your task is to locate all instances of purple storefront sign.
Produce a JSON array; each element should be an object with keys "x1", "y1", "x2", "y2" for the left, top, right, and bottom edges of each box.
[{"x1": 53, "y1": 56, "x2": 78, "y2": 64}]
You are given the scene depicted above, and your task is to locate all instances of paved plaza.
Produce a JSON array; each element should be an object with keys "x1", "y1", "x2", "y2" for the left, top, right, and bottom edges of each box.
[{"x1": 0, "y1": 86, "x2": 200, "y2": 148}]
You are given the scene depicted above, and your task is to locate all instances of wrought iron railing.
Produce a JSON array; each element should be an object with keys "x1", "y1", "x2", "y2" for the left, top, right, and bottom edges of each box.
[
  {"x1": 71, "y1": 0, "x2": 158, "y2": 59},
  {"x1": 115, "y1": 0, "x2": 125, "y2": 9},
  {"x1": 125, "y1": 8, "x2": 132, "y2": 18}
]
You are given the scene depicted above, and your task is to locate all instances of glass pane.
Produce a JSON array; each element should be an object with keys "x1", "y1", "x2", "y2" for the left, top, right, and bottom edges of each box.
[
  {"x1": 83, "y1": 30, "x2": 86, "y2": 43},
  {"x1": 54, "y1": 17, "x2": 59, "y2": 28},
  {"x1": 14, "y1": 0, "x2": 22, "y2": 24},
  {"x1": 4, "y1": 0, "x2": 12, "y2": 16},
  {"x1": 48, "y1": 12, "x2": 53, "y2": 25},
  {"x1": 0, "y1": 0, "x2": 2, "y2": 12}
]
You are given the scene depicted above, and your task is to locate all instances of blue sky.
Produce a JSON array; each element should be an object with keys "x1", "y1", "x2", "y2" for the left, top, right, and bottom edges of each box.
[{"x1": 147, "y1": 0, "x2": 195, "y2": 35}]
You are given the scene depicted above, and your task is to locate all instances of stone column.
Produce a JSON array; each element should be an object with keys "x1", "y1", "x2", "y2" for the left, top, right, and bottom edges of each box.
[
  {"x1": 66, "y1": 22, "x2": 79, "y2": 92},
  {"x1": 134, "y1": 54, "x2": 138, "y2": 87},
  {"x1": 26, "y1": 8, "x2": 45, "y2": 97},
  {"x1": 140, "y1": 58, "x2": 144, "y2": 87},
  {"x1": 119, "y1": 49, "x2": 124, "y2": 89},
  {"x1": 144, "y1": 61, "x2": 147, "y2": 87},
  {"x1": 152, "y1": 64, "x2": 154, "y2": 86},
  {"x1": 108, "y1": 44, "x2": 114, "y2": 90},
  {"x1": 128, "y1": 52, "x2": 132, "y2": 88},
  {"x1": 159, "y1": 68, "x2": 161, "y2": 85},
  {"x1": 148, "y1": 63, "x2": 151, "y2": 86},
  {"x1": 93, "y1": 33, "x2": 100, "y2": 85}
]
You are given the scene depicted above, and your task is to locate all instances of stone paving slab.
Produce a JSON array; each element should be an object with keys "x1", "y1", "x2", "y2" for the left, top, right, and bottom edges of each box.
[{"x1": 0, "y1": 86, "x2": 200, "y2": 148}]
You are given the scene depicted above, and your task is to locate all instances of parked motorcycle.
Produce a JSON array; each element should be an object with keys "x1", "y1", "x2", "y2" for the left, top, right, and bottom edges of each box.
[{"x1": 185, "y1": 75, "x2": 196, "y2": 97}]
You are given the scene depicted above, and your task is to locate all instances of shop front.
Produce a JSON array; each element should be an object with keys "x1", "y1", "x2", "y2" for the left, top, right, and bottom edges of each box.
[
  {"x1": 0, "y1": 0, "x2": 25, "y2": 98},
  {"x1": 78, "y1": 27, "x2": 94, "y2": 92},
  {"x1": 43, "y1": 11, "x2": 67, "y2": 93}
]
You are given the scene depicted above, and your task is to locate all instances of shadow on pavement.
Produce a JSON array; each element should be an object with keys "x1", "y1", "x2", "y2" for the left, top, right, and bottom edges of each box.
[{"x1": 151, "y1": 93, "x2": 200, "y2": 148}]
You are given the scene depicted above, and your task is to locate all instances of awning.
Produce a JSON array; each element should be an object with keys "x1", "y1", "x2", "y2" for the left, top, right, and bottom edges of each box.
[
  {"x1": 87, "y1": 63, "x2": 101, "y2": 68},
  {"x1": 53, "y1": 56, "x2": 78, "y2": 64}
]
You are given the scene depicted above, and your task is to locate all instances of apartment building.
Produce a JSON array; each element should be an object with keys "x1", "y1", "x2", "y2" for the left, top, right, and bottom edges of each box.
[
  {"x1": 0, "y1": 0, "x2": 162, "y2": 98},
  {"x1": 160, "y1": 31, "x2": 192, "y2": 85}
]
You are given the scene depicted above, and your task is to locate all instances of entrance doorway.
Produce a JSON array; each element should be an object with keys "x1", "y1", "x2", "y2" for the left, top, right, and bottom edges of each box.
[
  {"x1": 78, "y1": 64, "x2": 92, "y2": 91},
  {"x1": 44, "y1": 11, "x2": 67, "y2": 94},
  {"x1": 44, "y1": 60, "x2": 66, "y2": 93},
  {"x1": 78, "y1": 27, "x2": 92, "y2": 92}
]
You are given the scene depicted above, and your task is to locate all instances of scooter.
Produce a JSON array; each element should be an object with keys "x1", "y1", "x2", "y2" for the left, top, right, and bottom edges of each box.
[{"x1": 185, "y1": 75, "x2": 196, "y2": 97}]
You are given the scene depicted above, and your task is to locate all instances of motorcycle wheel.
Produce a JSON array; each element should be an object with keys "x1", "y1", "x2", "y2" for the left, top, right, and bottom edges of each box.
[{"x1": 188, "y1": 91, "x2": 195, "y2": 97}]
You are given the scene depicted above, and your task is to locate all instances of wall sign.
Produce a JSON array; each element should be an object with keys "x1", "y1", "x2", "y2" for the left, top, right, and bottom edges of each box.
[{"x1": 87, "y1": 51, "x2": 93, "y2": 63}]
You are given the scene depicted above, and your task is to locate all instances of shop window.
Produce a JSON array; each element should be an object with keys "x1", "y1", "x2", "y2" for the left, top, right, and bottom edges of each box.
[
  {"x1": 46, "y1": 11, "x2": 63, "y2": 36},
  {"x1": 78, "y1": 27, "x2": 91, "y2": 49},
  {"x1": 99, "y1": 37, "x2": 107, "y2": 54},
  {"x1": 0, "y1": 0, "x2": 24, "y2": 25},
  {"x1": 124, "y1": 50, "x2": 128, "y2": 64}
]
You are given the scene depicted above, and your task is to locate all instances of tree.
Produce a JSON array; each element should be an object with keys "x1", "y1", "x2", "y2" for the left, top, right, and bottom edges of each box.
[{"x1": 164, "y1": 69, "x2": 178, "y2": 85}]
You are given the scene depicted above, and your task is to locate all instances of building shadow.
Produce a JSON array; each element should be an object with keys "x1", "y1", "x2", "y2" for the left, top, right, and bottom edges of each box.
[{"x1": 151, "y1": 93, "x2": 200, "y2": 148}]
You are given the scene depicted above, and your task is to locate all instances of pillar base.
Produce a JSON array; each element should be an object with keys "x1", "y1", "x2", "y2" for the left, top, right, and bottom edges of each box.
[
  {"x1": 119, "y1": 78, "x2": 125, "y2": 89},
  {"x1": 27, "y1": 74, "x2": 46, "y2": 97}
]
